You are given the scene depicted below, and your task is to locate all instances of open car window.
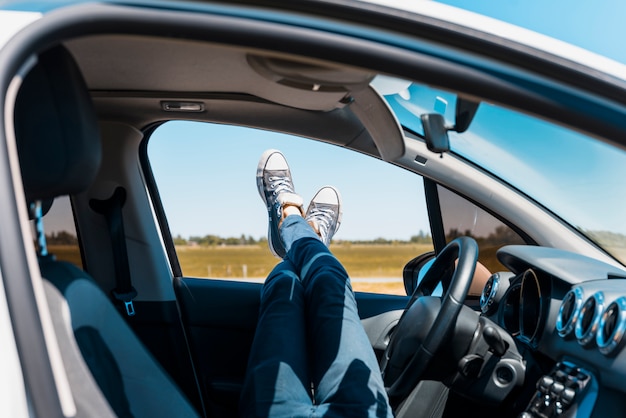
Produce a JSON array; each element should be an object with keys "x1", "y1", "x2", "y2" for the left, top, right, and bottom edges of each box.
[{"x1": 147, "y1": 121, "x2": 432, "y2": 295}]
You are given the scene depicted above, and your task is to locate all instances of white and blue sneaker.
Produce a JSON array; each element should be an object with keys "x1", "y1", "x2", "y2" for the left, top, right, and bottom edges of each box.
[
  {"x1": 256, "y1": 149, "x2": 304, "y2": 258},
  {"x1": 305, "y1": 186, "x2": 342, "y2": 247}
]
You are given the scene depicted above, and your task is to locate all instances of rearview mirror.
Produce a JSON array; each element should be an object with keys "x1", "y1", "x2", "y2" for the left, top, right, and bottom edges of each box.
[
  {"x1": 421, "y1": 113, "x2": 449, "y2": 153},
  {"x1": 421, "y1": 99, "x2": 480, "y2": 154}
]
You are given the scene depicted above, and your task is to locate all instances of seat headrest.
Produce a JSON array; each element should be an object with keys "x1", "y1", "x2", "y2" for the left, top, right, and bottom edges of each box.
[{"x1": 14, "y1": 45, "x2": 101, "y2": 203}]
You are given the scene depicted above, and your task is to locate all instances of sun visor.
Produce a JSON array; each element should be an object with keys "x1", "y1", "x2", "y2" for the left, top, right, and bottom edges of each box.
[
  {"x1": 348, "y1": 86, "x2": 405, "y2": 161},
  {"x1": 248, "y1": 54, "x2": 405, "y2": 161}
]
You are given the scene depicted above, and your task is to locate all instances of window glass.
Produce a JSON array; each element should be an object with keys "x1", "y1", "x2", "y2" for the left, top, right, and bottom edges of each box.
[
  {"x1": 438, "y1": 185, "x2": 525, "y2": 273},
  {"x1": 383, "y1": 78, "x2": 626, "y2": 266},
  {"x1": 148, "y1": 121, "x2": 432, "y2": 295},
  {"x1": 32, "y1": 196, "x2": 82, "y2": 268}
]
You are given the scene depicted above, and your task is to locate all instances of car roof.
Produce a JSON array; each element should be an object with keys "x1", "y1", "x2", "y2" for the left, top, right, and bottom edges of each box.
[
  {"x1": 6, "y1": 0, "x2": 626, "y2": 83},
  {"x1": 360, "y1": 0, "x2": 626, "y2": 82}
]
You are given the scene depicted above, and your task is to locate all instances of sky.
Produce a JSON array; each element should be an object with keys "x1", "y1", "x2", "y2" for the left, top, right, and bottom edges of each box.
[
  {"x1": 44, "y1": 0, "x2": 626, "y2": 241},
  {"x1": 148, "y1": 122, "x2": 428, "y2": 241},
  {"x1": 436, "y1": 0, "x2": 626, "y2": 65}
]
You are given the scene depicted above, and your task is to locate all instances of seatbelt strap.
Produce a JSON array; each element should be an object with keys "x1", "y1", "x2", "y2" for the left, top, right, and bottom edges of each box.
[
  {"x1": 30, "y1": 200, "x2": 49, "y2": 257},
  {"x1": 90, "y1": 187, "x2": 137, "y2": 316},
  {"x1": 30, "y1": 200, "x2": 61, "y2": 265}
]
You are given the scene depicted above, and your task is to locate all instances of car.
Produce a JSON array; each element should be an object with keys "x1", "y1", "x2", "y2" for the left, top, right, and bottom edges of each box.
[{"x1": 1, "y1": 0, "x2": 626, "y2": 417}]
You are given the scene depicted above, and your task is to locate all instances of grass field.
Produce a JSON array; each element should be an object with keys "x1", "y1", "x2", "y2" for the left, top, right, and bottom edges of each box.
[
  {"x1": 49, "y1": 242, "x2": 507, "y2": 296},
  {"x1": 174, "y1": 243, "x2": 434, "y2": 295}
]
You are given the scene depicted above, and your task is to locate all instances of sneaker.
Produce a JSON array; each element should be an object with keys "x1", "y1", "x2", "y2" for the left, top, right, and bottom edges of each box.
[
  {"x1": 305, "y1": 186, "x2": 342, "y2": 247},
  {"x1": 256, "y1": 149, "x2": 303, "y2": 258}
]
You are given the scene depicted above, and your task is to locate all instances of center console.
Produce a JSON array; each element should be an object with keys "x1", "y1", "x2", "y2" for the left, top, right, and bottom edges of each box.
[{"x1": 519, "y1": 361, "x2": 597, "y2": 418}]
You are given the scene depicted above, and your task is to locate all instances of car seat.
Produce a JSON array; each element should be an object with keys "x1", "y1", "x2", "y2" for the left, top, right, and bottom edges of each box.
[{"x1": 14, "y1": 45, "x2": 199, "y2": 418}]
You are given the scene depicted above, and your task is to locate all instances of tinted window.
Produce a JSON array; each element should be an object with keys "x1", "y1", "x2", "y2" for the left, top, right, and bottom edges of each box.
[{"x1": 438, "y1": 185, "x2": 525, "y2": 273}]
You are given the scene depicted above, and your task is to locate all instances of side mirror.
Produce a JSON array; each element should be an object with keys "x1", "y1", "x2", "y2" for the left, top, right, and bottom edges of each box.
[{"x1": 402, "y1": 251, "x2": 436, "y2": 295}]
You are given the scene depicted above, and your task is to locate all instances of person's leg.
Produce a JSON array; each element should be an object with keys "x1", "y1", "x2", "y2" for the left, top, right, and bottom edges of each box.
[
  {"x1": 286, "y1": 232, "x2": 393, "y2": 418},
  {"x1": 244, "y1": 149, "x2": 317, "y2": 417},
  {"x1": 239, "y1": 260, "x2": 314, "y2": 418},
  {"x1": 281, "y1": 212, "x2": 321, "y2": 253},
  {"x1": 252, "y1": 149, "x2": 391, "y2": 416},
  {"x1": 280, "y1": 185, "x2": 343, "y2": 254}
]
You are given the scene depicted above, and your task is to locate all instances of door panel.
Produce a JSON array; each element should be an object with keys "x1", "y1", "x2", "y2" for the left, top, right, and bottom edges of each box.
[
  {"x1": 174, "y1": 277, "x2": 409, "y2": 417},
  {"x1": 175, "y1": 278, "x2": 259, "y2": 416}
]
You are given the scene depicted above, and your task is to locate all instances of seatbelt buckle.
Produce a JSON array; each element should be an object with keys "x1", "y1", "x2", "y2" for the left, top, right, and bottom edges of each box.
[
  {"x1": 112, "y1": 288, "x2": 138, "y2": 317},
  {"x1": 123, "y1": 300, "x2": 135, "y2": 317}
]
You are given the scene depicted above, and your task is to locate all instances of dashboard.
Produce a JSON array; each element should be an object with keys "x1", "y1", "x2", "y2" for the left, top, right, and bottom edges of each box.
[{"x1": 478, "y1": 245, "x2": 626, "y2": 417}]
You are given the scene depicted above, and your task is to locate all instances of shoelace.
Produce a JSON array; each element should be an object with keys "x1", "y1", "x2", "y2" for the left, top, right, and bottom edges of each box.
[
  {"x1": 269, "y1": 175, "x2": 295, "y2": 196},
  {"x1": 308, "y1": 206, "x2": 335, "y2": 240}
]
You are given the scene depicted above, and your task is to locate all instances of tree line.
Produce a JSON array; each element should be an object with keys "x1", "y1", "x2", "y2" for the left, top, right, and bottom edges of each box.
[
  {"x1": 44, "y1": 228, "x2": 626, "y2": 249},
  {"x1": 175, "y1": 230, "x2": 433, "y2": 246},
  {"x1": 45, "y1": 230, "x2": 433, "y2": 246},
  {"x1": 45, "y1": 231, "x2": 79, "y2": 245}
]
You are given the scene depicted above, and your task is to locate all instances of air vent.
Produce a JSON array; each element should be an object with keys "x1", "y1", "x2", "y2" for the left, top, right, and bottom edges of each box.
[
  {"x1": 556, "y1": 288, "x2": 583, "y2": 338},
  {"x1": 575, "y1": 292, "x2": 604, "y2": 346},
  {"x1": 596, "y1": 297, "x2": 626, "y2": 356},
  {"x1": 480, "y1": 273, "x2": 500, "y2": 314}
]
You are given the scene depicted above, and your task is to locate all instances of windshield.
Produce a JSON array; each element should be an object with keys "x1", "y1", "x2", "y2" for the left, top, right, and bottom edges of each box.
[{"x1": 379, "y1": 79, "x2": 626, "y2": 265}]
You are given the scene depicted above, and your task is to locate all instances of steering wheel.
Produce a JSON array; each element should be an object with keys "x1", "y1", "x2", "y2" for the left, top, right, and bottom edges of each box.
[{"x1": 381, "y1": 237, "x2": 478, "y2": 401}]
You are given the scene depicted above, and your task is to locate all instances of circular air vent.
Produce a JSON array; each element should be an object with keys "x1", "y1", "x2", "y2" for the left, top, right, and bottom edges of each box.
[
  {"x1": 556, "y1": 288, "x2": 583, "y2": 338},
  {"x1": 596, "y1": 297, "x2": 626, "y2": 356},
  {"x1": 575, "y1": 292, "x2": 604, "y2": 346},
  {"x1": 480, "y1": 273, "x2": 500, "y2": 314}
]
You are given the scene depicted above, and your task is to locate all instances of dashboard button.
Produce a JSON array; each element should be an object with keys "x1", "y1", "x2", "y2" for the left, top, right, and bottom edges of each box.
[
  {"x1": 550, "y1": 382, "x2": 565, "y2": 397},
  {"x1": 538, "y1": 376, "x2": 554, "y2": 391},
  {"x1": 561, "y1": 388, "x2": 576, "y2": 406}
]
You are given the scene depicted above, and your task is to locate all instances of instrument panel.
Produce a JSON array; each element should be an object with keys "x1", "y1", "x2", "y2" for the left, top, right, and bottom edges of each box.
[{"x1": 480, "y1": 268, "x2": 550, "y2": 347}]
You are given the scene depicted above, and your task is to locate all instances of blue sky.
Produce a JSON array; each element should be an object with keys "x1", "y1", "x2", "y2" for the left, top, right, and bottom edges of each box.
[
  {"x1": 148, "y1": 122, "x2": 427, "y2": 241},
  {"x1": 437, "y1": 0, "x2": 626, "y2": 64},
  {"x1": 144, "y1": 0, "x2": 626, "y2": 242}
]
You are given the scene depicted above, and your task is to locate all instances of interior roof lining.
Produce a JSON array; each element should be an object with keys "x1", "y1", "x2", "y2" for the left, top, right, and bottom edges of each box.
[
  {"x1": 91, "y1": 93, "x2": 380, "y2": 158},
  {"x1": 64, "y1": 30, "x2": 405, "y2": 160},
  {"x1": 65, "y1": 34, "x2": 376, "y2": 112}
]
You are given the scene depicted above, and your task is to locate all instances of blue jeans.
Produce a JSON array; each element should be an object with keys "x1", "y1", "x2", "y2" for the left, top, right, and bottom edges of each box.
[{"x1": 240, "y1": 216, "x2": 392, "y2": 417}]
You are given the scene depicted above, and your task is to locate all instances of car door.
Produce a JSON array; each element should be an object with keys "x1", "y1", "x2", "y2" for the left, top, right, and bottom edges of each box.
[{"x1": 144, "y1": 121, "x2": 426, "y2": 415}]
